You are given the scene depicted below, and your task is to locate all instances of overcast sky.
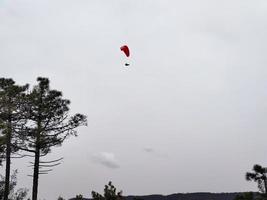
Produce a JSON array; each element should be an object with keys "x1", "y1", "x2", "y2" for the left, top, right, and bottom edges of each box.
[{"x1": 1, "y1": 0, "x2": 267, "y2": 199}]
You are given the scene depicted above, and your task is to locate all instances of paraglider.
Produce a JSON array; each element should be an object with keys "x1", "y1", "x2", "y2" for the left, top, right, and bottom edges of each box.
[
  {"x1": 120, "y1": 45, "x2": 130, "y2": 66},
  {"x1": 120, "y1": 45, "x2": 130, "y2": 57}
]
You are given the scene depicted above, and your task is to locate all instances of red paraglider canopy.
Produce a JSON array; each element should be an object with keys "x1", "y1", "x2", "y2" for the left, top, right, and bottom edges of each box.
[{"x1": 120, "y1": 45, "x2": 130, "y2": 57}]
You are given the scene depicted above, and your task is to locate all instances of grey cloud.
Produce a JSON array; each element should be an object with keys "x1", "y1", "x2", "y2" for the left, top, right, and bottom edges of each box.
[
  {"x1": 143, "y1": 147, "x2": 168, "y2": 158},
  {"x1": 143, "y1": 147, "x2": 154, "y2": 153},
  {"x1": 92, "y1": 152, "x2": 120, "y2": 169}
]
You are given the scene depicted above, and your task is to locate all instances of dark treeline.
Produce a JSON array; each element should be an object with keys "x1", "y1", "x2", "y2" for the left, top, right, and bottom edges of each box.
[
  {"x1": 0, "y1": 77, "x2": 87, "y2": 200},
  {"x1": 65, "y1": 166, "x2": 267, "y2": 200}
]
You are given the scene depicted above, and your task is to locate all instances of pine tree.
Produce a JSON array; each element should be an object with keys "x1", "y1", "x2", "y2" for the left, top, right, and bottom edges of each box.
[
  {"x1": 0, "y1": 78, "x2": 28, "y2": 200},
  {"x1": 246, "y1": 164, "x2": 267, "y2": 196},
  {"x1": 75, "y1": 194, "x2": 83, "y2": 200},
  {"x1": 92, "y1": 181, "x2": 123, "y2": 200},
  {"x1": 20, "y1": 77, "x2": 87, "y2": 200}
]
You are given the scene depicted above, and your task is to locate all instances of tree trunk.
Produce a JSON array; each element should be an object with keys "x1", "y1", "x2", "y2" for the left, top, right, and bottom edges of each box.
[
  {"x1": 32, "y1": 88, "x2": 44, "y2": 200},
  {"x1": 4, "y1": 120, "x2": 11, "y2": 200},
  {"x1": 32, "y1": 145, "x2": 40, "y2": 200},
  {"x1": 32, "y1": 113, "x2": 42, "y2": 200},
  {"x1": 4, "y1": 114, "x2": 12, "y2": 200}
]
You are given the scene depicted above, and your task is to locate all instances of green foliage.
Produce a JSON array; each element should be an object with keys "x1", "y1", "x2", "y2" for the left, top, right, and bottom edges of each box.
[
  {"x1": 234, "y1": 192, "x2": 254, "y2": 200},
  {"x1": 0, "y1": 170, "x2": 28, "y2": 200},
  {"x1": 0, "y1": 78, "x2": 29, "y2": 200},
  {"x1": 246, "y1": 165, "x2": 267, "y2": 194},
  {"x1": 0, "y1": 78, "x2": 28, "y2": 135},
  {"x1": 22, "y1": 77, "x2": 87, "y2": 155},
  {"x1": 92, "y1": 181, "x2": 123, "y2": 200},
  {"x1": 0, "y1": 77, "x2": 28, "y2": 156}
]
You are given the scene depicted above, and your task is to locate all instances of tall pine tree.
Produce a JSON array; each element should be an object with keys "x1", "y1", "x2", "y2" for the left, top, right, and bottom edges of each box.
[
  {"x1": 0, "y1": 78, "x2": 28, "y2": 200},
  {"x1": 20, "y1": 77, "x2": 87, "y2": 200}
]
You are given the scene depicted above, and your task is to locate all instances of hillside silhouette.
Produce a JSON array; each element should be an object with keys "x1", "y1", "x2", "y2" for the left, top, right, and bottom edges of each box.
[{"x1": 70, "y1": 192, "x2": 243, "y2": 200}]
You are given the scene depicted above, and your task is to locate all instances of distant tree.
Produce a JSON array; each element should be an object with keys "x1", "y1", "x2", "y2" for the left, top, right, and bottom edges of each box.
[
  {"x1": 19, "y1": 77, "x2": 87, "y2": 200},
  {"x1": 246, "y1": 164, "x2": 267, "y2": 196},
  {"x1": 57, "y1": 196, "x2": 65, "y2": 200},
  {"x1": 0, "y1": 170, "x2": 28, "y2": 200},
  {"x1": 75, "y1": 194, "x2": 83, "y2": 200},
  {"x1": 92, "y1": 181, "x2": 123, "y2": 200},
  {"x1": 0, "y1": 134, "x2": 5, "y2": 165},
  {"x1": 0, "y1": 78, "x2": 28, "y2": 200}
]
